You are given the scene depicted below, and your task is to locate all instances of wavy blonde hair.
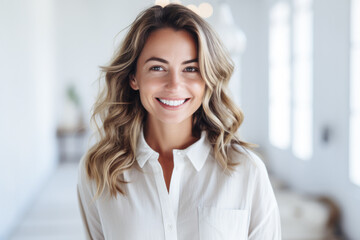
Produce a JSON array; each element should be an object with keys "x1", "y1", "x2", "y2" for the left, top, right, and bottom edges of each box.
[{"x1": 85, "y1": 3, "x2": 252, "y2": 198}]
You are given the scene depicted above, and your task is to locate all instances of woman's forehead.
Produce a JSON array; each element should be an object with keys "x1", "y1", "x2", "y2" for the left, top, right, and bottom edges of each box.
[{"x1": 138, "y1": 28, "x2": 198, "y2": 63}]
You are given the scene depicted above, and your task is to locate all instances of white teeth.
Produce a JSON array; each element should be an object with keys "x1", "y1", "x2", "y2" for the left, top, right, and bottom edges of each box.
[{"x1": 159, "y1": 98, "x2": 186, "y2": 106}]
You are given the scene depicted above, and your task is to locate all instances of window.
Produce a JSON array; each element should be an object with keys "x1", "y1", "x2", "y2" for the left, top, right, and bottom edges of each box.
[
  {"x1": 292, "y1": 0, "x2": 313, "y2": 160},
  {"x1": 269, "y1": 0, "x2": 313, "y2": 160},
  {"x1": 350, "y1": 0, "x2": 360, "y2": 186},
  {"x1": 269, "y1": 2, "x2": 291, "y2": 149}
]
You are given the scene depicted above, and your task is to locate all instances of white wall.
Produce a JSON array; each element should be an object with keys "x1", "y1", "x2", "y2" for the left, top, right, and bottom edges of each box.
[
  {"x1": 261, "y1": 0, "x2": 360, "y2": 239},
  {"x1": 0, "y1": 0, "x2": 58, "y2": 239}
]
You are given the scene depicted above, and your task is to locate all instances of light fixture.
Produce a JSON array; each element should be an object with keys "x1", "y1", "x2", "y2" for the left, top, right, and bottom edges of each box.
[{"x1": 154, "y1": 1, "x2": 213, "y2": 18}]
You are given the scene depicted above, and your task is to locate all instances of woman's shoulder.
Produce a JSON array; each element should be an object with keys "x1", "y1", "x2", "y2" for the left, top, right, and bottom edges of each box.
[
  {"x1": 228, "y1": 145, "x2": 275, "y2": 200},
  {"x1": 77, "y1": 154, "x2": 87, "y2": 181},
  {"x1": 77, "y1": 154, "x2": 97, "y2": 195},
  {"x1": 228, "y1": 144, "x2": 268, "y2": 175}
]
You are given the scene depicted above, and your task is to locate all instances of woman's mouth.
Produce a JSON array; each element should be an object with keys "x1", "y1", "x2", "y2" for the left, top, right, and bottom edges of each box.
[{"x1": 156, "y1": 98, "x2": 190, "y2": 107}]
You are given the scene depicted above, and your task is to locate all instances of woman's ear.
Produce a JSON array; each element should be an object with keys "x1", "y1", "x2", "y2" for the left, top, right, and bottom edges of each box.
[{"x1": 129, "y1": 74, "x2": 139, "y2": 90}]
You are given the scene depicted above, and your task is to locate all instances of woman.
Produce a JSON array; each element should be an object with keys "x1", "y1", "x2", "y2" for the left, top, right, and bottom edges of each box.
[{"x1": 78, "y1": 3, "x2": 281, "y2": 240}]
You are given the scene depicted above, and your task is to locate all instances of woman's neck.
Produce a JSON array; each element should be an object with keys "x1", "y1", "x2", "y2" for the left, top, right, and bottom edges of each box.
[{"x1": 144, "y1": 117, "x2": 198, "y2": 157}]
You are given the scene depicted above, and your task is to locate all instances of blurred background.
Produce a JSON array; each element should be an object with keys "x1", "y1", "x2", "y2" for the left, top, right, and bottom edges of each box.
[{"x1": 0, "y1": 0, "x2": 359, "y2": 239}]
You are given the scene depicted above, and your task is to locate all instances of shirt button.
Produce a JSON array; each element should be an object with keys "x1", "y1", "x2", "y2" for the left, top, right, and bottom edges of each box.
[
  {"x1": 167, "y1": 223, "x2": 173, "y2": 230},
  {"x1": 176, "y1": 151, "x2": 182, "y2": 156}
]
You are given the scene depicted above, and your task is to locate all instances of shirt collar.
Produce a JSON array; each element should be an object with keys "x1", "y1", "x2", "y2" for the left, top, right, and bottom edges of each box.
[
  {"x1": 135, "y1": 129, "x2": 211, "y2": 172},
  {"x1": 185, "y1": 131, "x2": 211, "y2": 171},
  {"x1": 135, "y1": 129, "x2": 159, "y2": 168}
]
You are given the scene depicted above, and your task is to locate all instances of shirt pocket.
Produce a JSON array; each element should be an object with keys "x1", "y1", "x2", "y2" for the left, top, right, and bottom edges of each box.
[{"x1": 198, "y1": 206, "x2": 248, "y2": 240}]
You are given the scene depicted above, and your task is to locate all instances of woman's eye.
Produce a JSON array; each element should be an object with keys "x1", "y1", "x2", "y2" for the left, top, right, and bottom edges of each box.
[
  {"x1": 150, "y1": 66, "x2": 164, "y2": 71},
  {"x1": 184, "y1": 67, "x2": 199, "y2": 72}
]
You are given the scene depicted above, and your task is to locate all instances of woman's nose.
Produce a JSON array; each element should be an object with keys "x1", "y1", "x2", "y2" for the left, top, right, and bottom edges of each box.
[{"x1": 165, "y1": 70, "x2": 181, "y2": 90}]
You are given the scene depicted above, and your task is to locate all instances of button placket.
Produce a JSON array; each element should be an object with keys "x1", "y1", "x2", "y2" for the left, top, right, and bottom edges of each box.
[
  {"x1": 149, "y1": 157, "x2": 178, "y2": 240},
  {"x1": 169, "y1": 150, "x2": 185, "y2": 221}
]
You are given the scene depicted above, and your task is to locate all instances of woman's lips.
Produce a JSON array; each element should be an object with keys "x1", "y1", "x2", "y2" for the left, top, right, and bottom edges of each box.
[{"x1": 156, "y1": 98, "x2": 190, "y2": 108}]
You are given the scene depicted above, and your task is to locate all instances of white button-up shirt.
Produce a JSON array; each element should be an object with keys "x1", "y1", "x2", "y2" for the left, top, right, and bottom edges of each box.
[{"x1": 77, "y1": 130, "x2": 281, "y2": 240}]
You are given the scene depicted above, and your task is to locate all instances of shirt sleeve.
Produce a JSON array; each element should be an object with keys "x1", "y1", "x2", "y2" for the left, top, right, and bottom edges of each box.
[
  {"x1": 247, "y1": 152, "x2": 282, "y2": 240},
  {"x1": 77, "y1": 156, "x2": 105, "y2": 240}
]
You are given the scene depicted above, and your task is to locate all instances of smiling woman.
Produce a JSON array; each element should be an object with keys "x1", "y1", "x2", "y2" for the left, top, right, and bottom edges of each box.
[
  {"x1": 77, "y1": 3, "x2": 281, "y2": 240},
  {"x1": 130, "y1": 28, "x2": 205, "y2": 129}
]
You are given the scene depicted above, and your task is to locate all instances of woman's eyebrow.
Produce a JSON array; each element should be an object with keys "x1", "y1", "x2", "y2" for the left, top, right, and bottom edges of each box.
[
  {"x1": 144, "y1": 57, "x2": 198, "y2": 64},
  {"x1": 145, "y1": 57, "x2": 168, "y2": 64},
  {"x1": 182, "y1": 58, "x2": 198, "y2": 64}
]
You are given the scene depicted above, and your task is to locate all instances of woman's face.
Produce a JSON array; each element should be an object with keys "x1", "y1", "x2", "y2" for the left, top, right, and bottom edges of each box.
[{"x1": 131, "y1": 27, "x2": 205, "y2": 125}]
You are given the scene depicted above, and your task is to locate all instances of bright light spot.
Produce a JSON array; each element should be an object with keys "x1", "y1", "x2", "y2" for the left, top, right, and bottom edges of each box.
[
  {"x1": 155, "y1": 0, "x2": 170, "y2": 7},
  {"x1": 350, "y1": 0, "x2": 360, "y2": 186},
  {"x1": 292, "y1": 0, "x2": 313, "y2": 160},
  {"x1": 186, "y1": 3, "x2": 213, "y2": 18},
  {"x1": 198, "y1": 2, "x2": 213, "y2": 18},
  {"x1": 187, "y1": 4, "x2": 200, "y2": 15},
  {"x1": 269, "y1": 67, "x2": 291, "y2": 149},
  {"x1": 293, "y1": 11, "x2": 313, "y2": 57},
  {"x1": 350, "y1": 113, "x2": 360, "y2": 186},
  {"x1": 350, "y1": 48, "x2": 360, "y2": 110},
  {"x1": 154, "y1": 1, "x2": 213, "y2": 19},
  {"x1": 351, "y1": 0, "x2": 360, "y2": 43},
  {"x1": 270, "y1": 2, "x2": 290, "y2": 22},
  {"x1": 269, "y1": 2, "x2": 291, "y2": 149},
  {"x1": 269, "y1": 103, "x2": 291, "y2": 149},
  {"x1": 293, "y1": 108, "x2": 312, "y2": 160}
]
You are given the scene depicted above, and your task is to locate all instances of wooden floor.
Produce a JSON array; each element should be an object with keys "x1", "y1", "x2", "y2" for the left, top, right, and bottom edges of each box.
[{"x1": 9, "y1": 162, "x2": 85, "y2": 240}]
